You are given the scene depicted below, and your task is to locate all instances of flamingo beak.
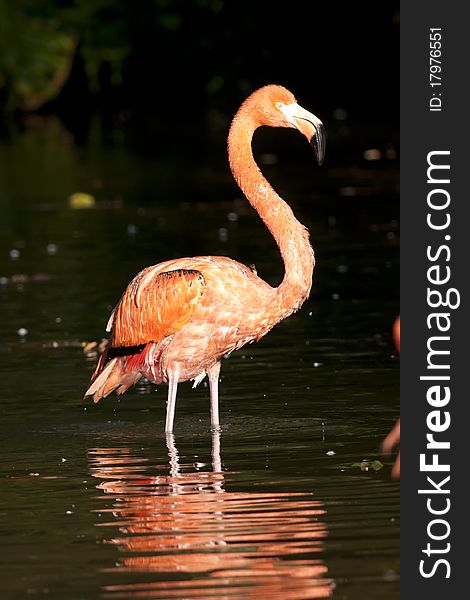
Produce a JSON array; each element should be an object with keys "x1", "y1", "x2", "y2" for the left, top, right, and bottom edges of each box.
[{"x1": 279, "y1": 103, "x2": 326, "y2": 165}]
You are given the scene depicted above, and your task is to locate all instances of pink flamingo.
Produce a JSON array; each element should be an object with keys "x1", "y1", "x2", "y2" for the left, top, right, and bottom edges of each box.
[{"x1": 85, "y1": 85, "x2": 325, "y2": 432}]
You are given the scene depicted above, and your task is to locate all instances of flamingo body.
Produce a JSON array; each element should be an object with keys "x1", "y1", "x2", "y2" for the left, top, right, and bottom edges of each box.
[
  {"x1": 85, "y1": 85, "x2": 325, "y2": 431},
  {"x1": 89, "y1": 256, "x2": 297, "y2": 390}
]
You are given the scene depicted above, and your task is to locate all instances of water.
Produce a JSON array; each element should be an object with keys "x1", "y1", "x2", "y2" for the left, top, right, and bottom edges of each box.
[{"x1": 0, "y1": 114, "x2": 399, "y2": 598}]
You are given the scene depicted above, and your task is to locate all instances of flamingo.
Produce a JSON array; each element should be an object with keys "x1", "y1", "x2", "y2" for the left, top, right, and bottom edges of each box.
[
  {"x1": 84, "y1": 84, "x2": 325, "y2": 432},
  {"x1": 381, "y1": 316, "x2": 400, "y2": 478}
]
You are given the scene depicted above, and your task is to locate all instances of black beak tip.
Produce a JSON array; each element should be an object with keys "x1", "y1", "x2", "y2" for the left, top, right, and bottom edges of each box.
[
  {"x1": 315, "y1": 149, "x2": 325, "y2": 166},
  {"x1": 310, "y1": 125, "x2": 326, "y2": 165}
]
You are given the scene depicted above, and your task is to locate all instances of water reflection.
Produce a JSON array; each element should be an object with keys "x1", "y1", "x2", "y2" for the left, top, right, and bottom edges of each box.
[{"x1": 89, "y1": 432, "x2": 333, "y2": 599}]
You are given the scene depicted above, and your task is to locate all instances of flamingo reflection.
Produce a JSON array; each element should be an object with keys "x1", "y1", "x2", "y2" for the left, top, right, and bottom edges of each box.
[{"x1": 89, "y1": 432, "x2": 333, "y2": 599}]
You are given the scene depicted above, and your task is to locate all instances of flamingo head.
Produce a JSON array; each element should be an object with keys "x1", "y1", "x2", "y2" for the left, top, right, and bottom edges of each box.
[{"x1": 246, "y1": 84, "x2": 326, "y2": 165}]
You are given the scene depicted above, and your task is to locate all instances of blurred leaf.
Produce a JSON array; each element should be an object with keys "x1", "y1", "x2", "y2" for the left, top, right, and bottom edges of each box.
[
  {"x1": 69, "y1": 192, "x2": 96, "y2": 209},
  {"x1": 0, "y1": 0, "x2": 131, "y2": 111},
  {"x1": 351, "y1": 459, "x2": 384, "y2": 472},
  {"x1": 0, "y1": 1, "x2": 77, "y2": 110}
]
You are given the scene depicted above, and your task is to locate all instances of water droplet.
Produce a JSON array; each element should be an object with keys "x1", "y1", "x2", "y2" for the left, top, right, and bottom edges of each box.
[
  {"x1": 364, "y1": 148, "x2": 382, "y2": 161},
  {"x1": 332, "y1": 108, "x2": 347, "y2": 121},
  {"x1": 259, "y1": 153, "x2": 278, "y2": 165},
  {"x1": 9, "y1": 249, "x2": 20, "y2": 260},
  {"x1": 218, "y1": 227, "x2": 228, "y2": 241},
  {"x1": 47, "y1": 243, "x2": 58, "y2": 255},
  {"x1": 339, "y1": 186, "x2": 356, "y2": 197},
  {"x1": 17, "y1": 327, "x2": 28, "y2": 337}
]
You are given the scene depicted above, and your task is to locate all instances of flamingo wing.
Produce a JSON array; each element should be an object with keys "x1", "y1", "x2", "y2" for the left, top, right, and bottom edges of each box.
[
  {"x1": 110, "y1": 268, "x2": 206, "y2": 347},
  {"x1": 85, "y1": 268, "x2": 205, "y2": 401}
]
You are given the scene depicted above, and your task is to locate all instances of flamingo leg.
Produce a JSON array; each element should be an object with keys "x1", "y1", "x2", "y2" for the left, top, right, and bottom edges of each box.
[
  {"x1": 207, "y1": 362, "x2": 221, "y2": 431},
  {"x1": 165, "y1": 370, "x2": 180, "y2": 432},
  {"x1": 211, "y1": 428, "x2": 222, "y2": 474},
  {"x1": 381, "y1": 419, "x2": 400, "y2": 453},
  {"x1": 381, "y1": 419, "x2": 400, "y2": 479}
]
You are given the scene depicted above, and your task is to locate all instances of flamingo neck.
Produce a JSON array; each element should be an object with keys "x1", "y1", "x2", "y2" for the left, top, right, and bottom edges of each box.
[{"x1": 228, "y1": 110, "x2": 314, "y2": 316}]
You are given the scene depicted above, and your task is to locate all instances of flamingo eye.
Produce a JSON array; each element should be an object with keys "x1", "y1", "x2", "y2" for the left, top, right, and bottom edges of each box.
[{"x1": 276, "y1": 102, "x2": 284, "y2": 110}]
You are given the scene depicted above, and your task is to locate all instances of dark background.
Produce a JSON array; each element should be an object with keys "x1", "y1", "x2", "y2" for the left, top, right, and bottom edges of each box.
[{"x1": 0, "y1": 0, "x2": 399, "y2": 144}]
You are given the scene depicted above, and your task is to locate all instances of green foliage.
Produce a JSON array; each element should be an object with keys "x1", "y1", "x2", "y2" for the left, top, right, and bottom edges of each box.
[
  {"x1": 0, "y1": 0, "x2": 233, "y2": 113},
  {"x1": 0, "y1": 0, "x2": 400, "y2": 119},
  {"x1": 0, "y1": 0, "x2": 75, "y2": 110},
  {"x1": 0, "y1": 0, "x2": 132, "y2": 111}
]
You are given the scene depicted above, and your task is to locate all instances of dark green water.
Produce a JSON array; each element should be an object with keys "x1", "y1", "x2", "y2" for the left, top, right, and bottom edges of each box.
[{"x1": 0, "y1": 114, "x2": 399, "y2": 599}]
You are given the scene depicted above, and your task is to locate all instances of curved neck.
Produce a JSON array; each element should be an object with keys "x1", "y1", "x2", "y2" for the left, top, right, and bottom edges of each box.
[{"x1": 228, "y1": 109, "x2": 315, "y2": 315}]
